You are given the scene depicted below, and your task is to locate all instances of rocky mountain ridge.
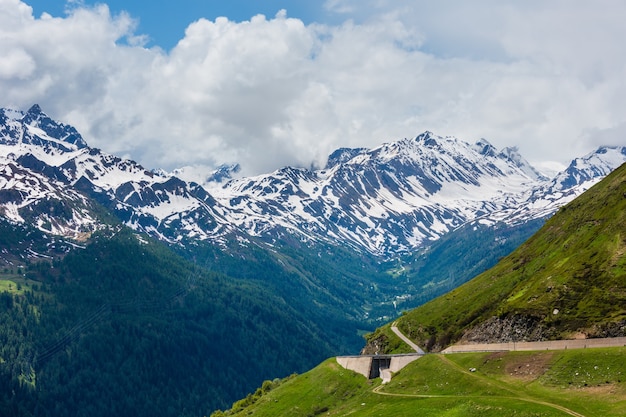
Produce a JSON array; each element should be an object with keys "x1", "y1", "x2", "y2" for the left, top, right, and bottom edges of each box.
[
  {"x1": 1, "y1": 104, "x2": 625, "y2": 259},
  {"x1": 206, "y1": 132, "x2": 625, "y2": 257}
]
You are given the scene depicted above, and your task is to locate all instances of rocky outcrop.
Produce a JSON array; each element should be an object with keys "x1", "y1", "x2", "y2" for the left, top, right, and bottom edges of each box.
[
  {"x1": 460, "y1": 316, "x2": 626, "y2": 345},
  {"x1": 587, "y1": 320, "x2": 626, "y2": 338},
  {"x1": 360, "y1": 333, "x2": 389, "y2": 355},
  {"x1": 458, "y1": 315, "x2": 557, "y2": 344}
]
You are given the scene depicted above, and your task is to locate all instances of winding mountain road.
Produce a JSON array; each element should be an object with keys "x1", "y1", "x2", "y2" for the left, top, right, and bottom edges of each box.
[
  {"x1": 442, "y1": 336, "x2": 626, "y2": 353},
  {"x1": 391, "y1": 321, "x2": 626, "y2": 354},
  {"x1": 391, "y1": 322, "x2": 425, "y2": 354}
]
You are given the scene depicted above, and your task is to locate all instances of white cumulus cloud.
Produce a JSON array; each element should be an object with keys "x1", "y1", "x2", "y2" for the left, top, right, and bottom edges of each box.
[{"x1": 1, "y1": 0, "x2": 625, "y2": 177}]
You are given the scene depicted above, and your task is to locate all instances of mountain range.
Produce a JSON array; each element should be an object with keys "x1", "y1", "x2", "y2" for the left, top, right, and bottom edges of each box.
[{"x1": 2, "y1": 104, "x2": 625, "y2": 261}]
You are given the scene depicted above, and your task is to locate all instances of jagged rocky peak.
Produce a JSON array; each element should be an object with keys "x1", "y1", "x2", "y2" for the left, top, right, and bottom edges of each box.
[
  {"x1": 1, "y1": 105, "x2": 625, "y2": 259},
  {"x1": 556, "y1": 146, "x2": 626, "y2": 189},
  {"x1": 378, "y1": 131, "x2": 439, "y2": 155},
  {"x1": 499, "y1": 145, "x2": 521, "y2": 161},
  {"x1": 206, "y1": 163, "x2": 241, "y2": 183},
  {"x1": 328, "y1": 133, "x2": 540, "y2": 180},
  {"x1": 367, "y1": 131, "x2": 440, "y2": 161},
  {"x1": 388, "y1": 131, "x2": 490, "y2": 157},
  {"x1": 499, "y1": 146, "x2": 548, "y2": 181},
  {"x1": 415, "y1": 130, "x2": 438, "y2": 146},
  {"x1": 325, "y1": 147, "x2": 367, "y2": 169},
  {"x1": 0, "y1": 109, "x2": 9, "y2": 124},
  {"x1": 20, "y1": 104, "x2": 88, "y2": 149},
  {"x1": 23, "y1": 103, "x2": 44, "y2": 119},
  {"x1": 472, "y1": 138, "x2": 498, "y2": 157},
  {"x1": 373, "y1": 133, "x2": 498, "y2": 170}
]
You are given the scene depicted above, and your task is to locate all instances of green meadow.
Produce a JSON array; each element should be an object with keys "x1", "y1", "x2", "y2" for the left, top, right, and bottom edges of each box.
[{"x1": 214, "y1": 347, "x2": 626, "y2": 416}]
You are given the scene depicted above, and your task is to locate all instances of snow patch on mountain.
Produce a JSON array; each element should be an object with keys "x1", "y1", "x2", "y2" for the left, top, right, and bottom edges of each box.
[
  {"x1": 1, "y1": 105, "x2": 625, "y2": 258},
  {"x1": 209, "y1": 132, "x2": 548, "y2": 255}
]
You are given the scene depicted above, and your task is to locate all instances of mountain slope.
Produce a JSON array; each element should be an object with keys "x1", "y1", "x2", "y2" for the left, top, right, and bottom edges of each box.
[
  {"x1": 0, "y1": 225, "x2": 342, "y2": 415},
  {"x1": 2, "y1": 104, "x2": 625, "y2": 328},
  {"x1": 1, "y1": 104, "x2": 625, "y2": 416},
  {"x1": 213, "y1": 164, "x2": 626, "y2": 417},
  {"x1": 1, "y1": 105, "x2": 231, "y2": 244},
  {"x1": 367, "y1": 161, "x2": 626, "y2": 353}
]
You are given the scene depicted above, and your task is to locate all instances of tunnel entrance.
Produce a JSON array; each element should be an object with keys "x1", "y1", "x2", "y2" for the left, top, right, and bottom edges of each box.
[{"x1": 369, "y1": 356, "x2": 392, "y2": 379}]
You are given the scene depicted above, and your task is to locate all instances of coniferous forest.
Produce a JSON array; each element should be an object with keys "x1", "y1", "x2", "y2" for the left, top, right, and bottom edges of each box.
[{"x1": 0, "y1": 223, "x2": 346, "y2": 416}]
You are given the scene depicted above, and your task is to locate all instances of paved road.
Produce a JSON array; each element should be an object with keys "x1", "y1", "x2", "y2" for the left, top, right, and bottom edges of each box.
[
  {"x1": 390, "y1": 322, "x2": 625, "y2": 355},
  {"x1": 391, "y1": 322, "x2": 425, "y2": 354},
  {"x1": 442, "y1": 336, "x2": 626, "y2": 353}
]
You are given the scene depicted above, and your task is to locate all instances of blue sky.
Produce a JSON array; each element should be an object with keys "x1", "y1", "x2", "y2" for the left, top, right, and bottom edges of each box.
[
  {"x1": 26, "y1": 1, "x2": 330, "y2": 49},
  {"x1": 2, "y1": 0, "x2": 625, "y2": 177}
]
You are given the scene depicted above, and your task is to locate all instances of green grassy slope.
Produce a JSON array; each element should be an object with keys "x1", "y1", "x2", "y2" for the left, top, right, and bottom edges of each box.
[
  {"x1": 367, "y1": 163, "x2": 626, "y2": 352},
  {"x1": 213, "y1": 347, "x2": 626, "y2": 416}
]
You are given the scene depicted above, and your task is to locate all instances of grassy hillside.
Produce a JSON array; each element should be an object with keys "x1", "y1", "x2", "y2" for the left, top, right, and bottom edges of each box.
[
  {"x1": 366, "y1": 162, "x2": 626, "y2": 353},
  {"x1": 213, "y1": 347, "x2": 626, "y2": 416}
]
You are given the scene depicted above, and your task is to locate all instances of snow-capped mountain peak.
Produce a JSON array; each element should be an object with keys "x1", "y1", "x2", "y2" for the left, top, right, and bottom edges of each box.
[
  {"x1": 21, "y1": 104, "x2": 87, "y2": 150},
  {"x1": 325, "y1": 147, "x2": 367, "y2": 169},
  {"x1": 556, "y1": 146, "x2": 626, "y2": 189},
  {"x1": 211, "y1": 132, "x2": 563, "y2": 255},
  {"x1": 498, "y1": 146, "x2": 548, "y2": 181},
  {"x1": 1, "y1": 105, "x2": 625, "y2": 259}
]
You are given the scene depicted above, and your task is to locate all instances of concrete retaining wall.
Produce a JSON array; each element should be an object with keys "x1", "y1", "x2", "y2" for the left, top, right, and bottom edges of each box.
[
  {"x1": 336, "y1": 356, "x2": 372, "y2": 378},
  {"x1": 389, "y1": 354, "x2": 422, "y2": 373},
  {"x1": 337, "y1": 337, "x2": 625, "y2": 382},
  {"x1": 336, "y1": 353, "x2": 422, "y2": 380}
]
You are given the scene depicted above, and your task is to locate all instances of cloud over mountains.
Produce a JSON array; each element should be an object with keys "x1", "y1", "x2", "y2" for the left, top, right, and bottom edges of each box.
[{"x1": 1, "y1": 0, "x2": 625, "y2": 176}]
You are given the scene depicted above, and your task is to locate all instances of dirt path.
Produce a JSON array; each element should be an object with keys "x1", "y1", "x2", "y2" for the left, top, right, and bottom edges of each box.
[
  {"x1": 373, "y1": 386, "x2": 586, "y2": 417},
  {"x1": 383, "y1": 323, "x2": 621, "y2": 416}
]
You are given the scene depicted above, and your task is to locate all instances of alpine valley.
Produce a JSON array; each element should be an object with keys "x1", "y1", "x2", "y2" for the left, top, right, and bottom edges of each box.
[
  {"x1": 0, "y1": 104, "x2": 625, "y2": 416},
  {"x1": 216, "y1": 161, "x2": 626, "y2": 417}
]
